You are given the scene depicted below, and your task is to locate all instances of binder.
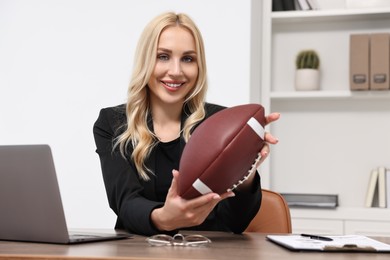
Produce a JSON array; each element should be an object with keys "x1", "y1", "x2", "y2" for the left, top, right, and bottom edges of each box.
[
  {"x1": 365, "y1": 168, "x2": 379, "y2": 207},
  {"x1": 306, "y1": 0, "x2": 319, "y2": 10},
  {"x1": 387, "y1": 168, "x2": 390, "y2": 208},
  {"x1": 370, "y1": 33, "x2": 390, "y2": 90},
  {"x1": 350, "y1": 34, "x2": 370, "y2": 90},
  {"x1": 282, "y1": 0, "x2": 296, "y2": 10},
  {"x1": 296, "y1": 0, "x2": 310, "y2": 10},
  {"x1": 272, "y1": 0, "x2": 285, "y2": 11},
  {"x1": 378, "y1": 166, "x2": 387, "y2": 208},
  {"x1": 272, "y1": 0, "x2": 296, "y2": 11}
]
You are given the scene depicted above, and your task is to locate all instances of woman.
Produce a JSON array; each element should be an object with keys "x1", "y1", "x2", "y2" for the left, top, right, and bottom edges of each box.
[{"x1": 93, "y1": 12, "x2": 279, "y2": 236}]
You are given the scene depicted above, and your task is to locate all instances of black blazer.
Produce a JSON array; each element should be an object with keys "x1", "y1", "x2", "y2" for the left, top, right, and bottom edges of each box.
[{"x1": 93, "y1": 103, "x2": 262, "y2": 236}]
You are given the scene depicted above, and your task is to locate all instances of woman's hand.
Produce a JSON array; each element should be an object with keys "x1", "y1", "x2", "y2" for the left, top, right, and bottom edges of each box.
[
  {"x1": 259, "y1": 112, "x2": 280, "y2": 161},
  {"x1": 151, "y1": 170, "x2": 234, "y2": 232}
]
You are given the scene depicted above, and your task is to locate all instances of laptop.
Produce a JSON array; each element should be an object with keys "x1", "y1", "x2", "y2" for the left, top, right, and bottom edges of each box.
[{"x1": 0, "y1": 144, "x2": 130, "y2": 244}]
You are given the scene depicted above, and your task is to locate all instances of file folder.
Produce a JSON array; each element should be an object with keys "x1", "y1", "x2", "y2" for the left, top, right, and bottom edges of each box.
[
  {"x1": 370, "y1": 33, "x2": 390, "y2": 90},
  {"x1": 350, "y1": 34, "x2": 370, "y2": 90}
]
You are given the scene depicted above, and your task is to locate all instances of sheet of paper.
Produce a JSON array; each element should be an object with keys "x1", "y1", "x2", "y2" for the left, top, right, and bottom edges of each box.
[{"x1": 267, "y1": 235, "x2": 390, "y2": 252}]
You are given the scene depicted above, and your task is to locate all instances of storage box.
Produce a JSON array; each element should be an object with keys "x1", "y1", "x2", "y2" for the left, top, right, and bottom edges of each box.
[{"x1": 281, "y1": 193, "x2": 339, "y2": 208}]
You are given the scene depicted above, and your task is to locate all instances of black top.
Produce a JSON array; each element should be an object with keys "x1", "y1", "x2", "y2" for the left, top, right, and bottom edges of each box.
[
  {"x1": 93, "y1": 102, "x2": 262, "y2": 236},
  {"x1": 155, "y1": 137, "x2": 181, "y2": 200}
]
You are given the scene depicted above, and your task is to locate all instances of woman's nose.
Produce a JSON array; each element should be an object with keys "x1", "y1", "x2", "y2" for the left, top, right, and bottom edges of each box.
[{"x1": 168, "y1": 59, "x2": 183, "y2": 77}]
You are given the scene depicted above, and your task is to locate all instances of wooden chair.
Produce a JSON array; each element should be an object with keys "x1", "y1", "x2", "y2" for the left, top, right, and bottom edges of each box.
[{"x1": 245, "y1": 189, "x2": 292, "y2": 233}]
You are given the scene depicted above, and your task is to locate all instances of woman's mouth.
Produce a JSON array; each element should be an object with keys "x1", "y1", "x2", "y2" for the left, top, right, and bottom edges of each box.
[{"x1": 162, "y1": 81, "x2": 185, "y2": 90}]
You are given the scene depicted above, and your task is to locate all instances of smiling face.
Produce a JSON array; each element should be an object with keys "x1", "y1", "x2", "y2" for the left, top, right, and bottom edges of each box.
[{"x1": 148, "y1": 25, "x2": 199, "y2": 107}]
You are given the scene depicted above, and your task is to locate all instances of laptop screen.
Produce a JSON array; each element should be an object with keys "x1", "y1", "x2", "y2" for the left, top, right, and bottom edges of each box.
[{"x1": 0, "y1": 145, "x2": 72, "y2": 243}]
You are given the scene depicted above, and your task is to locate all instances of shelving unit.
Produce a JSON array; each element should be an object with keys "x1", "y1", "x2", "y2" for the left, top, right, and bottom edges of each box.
[
  {"x1": 270, "y1": 90, "x2": 390, "y2": 100},
  {"x1": 259, "y1": 0, "x2": 390, "y2": 235}
]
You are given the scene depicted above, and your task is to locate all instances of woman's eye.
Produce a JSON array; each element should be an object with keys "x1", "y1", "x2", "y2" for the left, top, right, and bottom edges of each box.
[
  {"x1": 182, "y1": 56, "x2": 194, "y2": 63},
  {"x1": 157, "y1": 54, "x2": 169, "y2": 61}
]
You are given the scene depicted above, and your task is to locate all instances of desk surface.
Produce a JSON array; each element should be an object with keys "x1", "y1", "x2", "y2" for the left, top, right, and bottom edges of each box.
[{"x1": 0, "y1": 231, "x2": 389, "y2": 260}]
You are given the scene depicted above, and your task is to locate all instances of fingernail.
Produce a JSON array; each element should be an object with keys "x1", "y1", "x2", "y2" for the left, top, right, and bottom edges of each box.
[
  {"x1": 213, "y1": 194, "x2": 221, "y2": 200},
  {"x1": 228, "y1": 192, "x2": 236, "y2": 198}
]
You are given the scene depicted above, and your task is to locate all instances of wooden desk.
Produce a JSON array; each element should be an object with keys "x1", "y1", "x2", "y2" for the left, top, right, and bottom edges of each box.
[{"x1": 0, "y1": 231, "x2": 389, "y2": 260}]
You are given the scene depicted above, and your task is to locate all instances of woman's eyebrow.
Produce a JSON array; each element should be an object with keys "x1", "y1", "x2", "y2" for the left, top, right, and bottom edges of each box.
[
  {"x1": 157, "y1": 48, "x2": 197, "y2": 55},
  {"x1": 184, "y1": 50, "x2": 197, "y2": 55},
  {"x1": 157, "y1": 48, "x2": 172, "y2": 53}
]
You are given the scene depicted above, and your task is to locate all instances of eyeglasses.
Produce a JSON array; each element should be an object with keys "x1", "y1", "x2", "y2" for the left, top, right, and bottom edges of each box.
[{"x1": 146, "y1": 233, "x2": 211, "y2": 247}]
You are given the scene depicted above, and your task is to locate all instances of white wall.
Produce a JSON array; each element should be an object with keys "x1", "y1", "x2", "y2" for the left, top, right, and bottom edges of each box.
[{"x1": 0, "y1": 0, "x2": 254, "y2": 228}]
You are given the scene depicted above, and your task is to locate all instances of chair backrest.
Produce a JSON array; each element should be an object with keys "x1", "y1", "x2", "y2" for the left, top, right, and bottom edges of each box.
[{"x1": 245, "y1": 189, "x2": 292, "y2": 233}]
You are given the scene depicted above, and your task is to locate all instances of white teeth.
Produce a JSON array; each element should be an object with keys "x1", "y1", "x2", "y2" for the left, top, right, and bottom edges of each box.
[{"x1": 165, "y1": 83, "x2": 182, "y2": 88}]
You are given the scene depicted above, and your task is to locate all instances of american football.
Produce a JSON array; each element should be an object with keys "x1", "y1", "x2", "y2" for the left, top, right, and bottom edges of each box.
[{"x1": 178, "y1": 104, "x2": 266, "y2": 199}]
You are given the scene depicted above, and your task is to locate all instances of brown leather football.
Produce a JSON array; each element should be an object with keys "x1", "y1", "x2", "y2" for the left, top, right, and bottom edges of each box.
[{"x1": 178, "y1": 104, "x2": 266, "y2": 199}]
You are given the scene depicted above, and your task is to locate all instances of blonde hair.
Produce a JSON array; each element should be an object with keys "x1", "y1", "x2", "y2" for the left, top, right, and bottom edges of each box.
[{"x1": 115, "y1": 12, "x2": 208, "y2": 180}]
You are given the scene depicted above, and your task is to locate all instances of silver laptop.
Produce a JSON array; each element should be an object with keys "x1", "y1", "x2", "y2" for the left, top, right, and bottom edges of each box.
[{"x1": 0, "y1": 144, "x2": 130, "y2": 244}]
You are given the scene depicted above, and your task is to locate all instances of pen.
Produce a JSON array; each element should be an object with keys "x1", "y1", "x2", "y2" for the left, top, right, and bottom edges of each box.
[{"x1": 301, "y1": 233, "x2": 333, "y2": 241}]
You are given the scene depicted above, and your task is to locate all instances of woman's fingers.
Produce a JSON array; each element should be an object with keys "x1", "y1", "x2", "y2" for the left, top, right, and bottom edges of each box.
[{"x1": 265, "y1": 112, "x2": 280, "y2": 125}]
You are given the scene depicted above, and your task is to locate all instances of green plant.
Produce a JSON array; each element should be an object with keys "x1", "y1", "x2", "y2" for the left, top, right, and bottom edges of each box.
[{"x1": 296, "y1": 50, "x2": 320, "y2": 69}]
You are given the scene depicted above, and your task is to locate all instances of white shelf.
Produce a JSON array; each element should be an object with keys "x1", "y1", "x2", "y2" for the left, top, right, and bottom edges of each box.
[
  {"x1": 290, "y1": 207, "x2": 390, "y2": 222},
  {"x1": 272, "y1": 8, "x2": 390, "y2": 24},
  {"x1": 270, "y1": 90, "x2": 390, "y2": 100}
]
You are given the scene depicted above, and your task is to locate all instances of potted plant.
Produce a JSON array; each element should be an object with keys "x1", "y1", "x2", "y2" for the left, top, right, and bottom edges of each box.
[{"x1": 294, "y1": 49, "x2": 320, "y2": 91}]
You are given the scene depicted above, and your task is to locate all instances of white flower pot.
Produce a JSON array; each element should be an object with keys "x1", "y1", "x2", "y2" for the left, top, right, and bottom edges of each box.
[{"x1": 294, "y1": 69, "x2": 320, "y2": 91}]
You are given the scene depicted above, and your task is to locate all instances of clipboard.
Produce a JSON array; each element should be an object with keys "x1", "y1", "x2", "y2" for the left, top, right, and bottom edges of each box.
[{"x1": 266, "y1": 235, "x2": 390, "y2": 253}]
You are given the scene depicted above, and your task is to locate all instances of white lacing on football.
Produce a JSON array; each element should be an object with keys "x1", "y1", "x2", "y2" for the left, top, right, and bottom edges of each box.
[{"x1": 227, "y1": 153, "x2": 262, "y2": 192}]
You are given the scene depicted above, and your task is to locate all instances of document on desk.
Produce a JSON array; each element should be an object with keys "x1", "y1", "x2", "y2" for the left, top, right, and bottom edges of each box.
[{"x1": 267, "y1": 234, "x2": 390, "y2": 253}]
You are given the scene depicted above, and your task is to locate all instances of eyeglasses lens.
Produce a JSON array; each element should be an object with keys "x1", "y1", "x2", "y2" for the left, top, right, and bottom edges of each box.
[{"x1": 147, "y1": 234, "x2": 211, "y2": 247}]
